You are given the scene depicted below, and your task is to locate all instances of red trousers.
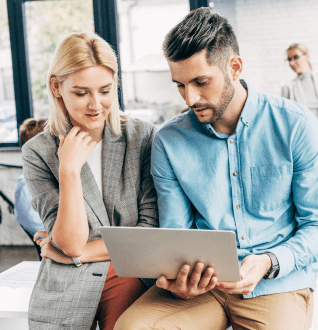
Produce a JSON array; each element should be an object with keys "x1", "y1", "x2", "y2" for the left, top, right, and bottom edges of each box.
[{"x1": 90, "y1": 262, "x2": 147, "y2": 330}]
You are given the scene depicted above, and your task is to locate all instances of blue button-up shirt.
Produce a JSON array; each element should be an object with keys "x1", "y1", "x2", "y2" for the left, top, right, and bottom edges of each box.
[
  {"x1": 15, "y1": 174, "x2": 45, "y2": 237},
  {"x1": 151, "y1": 82, "x2": 318, "y2": 298}
]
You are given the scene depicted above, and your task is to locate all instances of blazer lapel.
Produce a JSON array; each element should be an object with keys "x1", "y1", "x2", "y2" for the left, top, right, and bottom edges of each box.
[
  {"x1": 80, "y1": 162, "x2": 110, "y2": 228},
  {"x1": 102, "y1": 124, "x2": 126, "y2": 226}
]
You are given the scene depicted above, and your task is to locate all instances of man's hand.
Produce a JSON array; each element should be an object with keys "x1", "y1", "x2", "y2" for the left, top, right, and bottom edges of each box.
[
  {"x1": 156, "y1": 262, "x2": 218, "y2": 300},
  {"x1": 216, "y1": 254, "x2": 271, "y2": 295},
  {"x1": 34, "y1": 230, "x2": 73, "y2": 264}
]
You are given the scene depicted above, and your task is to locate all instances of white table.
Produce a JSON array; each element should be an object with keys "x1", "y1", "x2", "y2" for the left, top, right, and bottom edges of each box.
[
  {"x1": 0, "y1": 261, "x2": 40, "y2": 330},
  {"x1": 0, "y1": 261, "x2": 317, "y2": 330}
]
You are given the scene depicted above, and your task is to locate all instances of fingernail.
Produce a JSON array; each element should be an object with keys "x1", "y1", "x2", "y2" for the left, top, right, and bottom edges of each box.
[
  {"x1": 157, "y1": 278, "x2": 162, "y2": 285},
  {"x1": 216, "y1": 282, "x2": 220, "y2": 286}
]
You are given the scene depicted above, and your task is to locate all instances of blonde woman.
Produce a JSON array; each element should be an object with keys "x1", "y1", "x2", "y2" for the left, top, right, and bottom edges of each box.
[
  {"x1": 22, "y1": 32, "x2": 158, "y2": 330},
  {"x1": 281, "y1": 43, "x2": 318, "y2": 117}
]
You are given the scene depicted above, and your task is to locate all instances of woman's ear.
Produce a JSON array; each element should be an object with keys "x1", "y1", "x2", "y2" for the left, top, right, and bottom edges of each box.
[
  {"x1": 51, "y1": 77, "x2": 62, "y2": 98},
  {"x1": 229, "y1": 55, "x2": 243, "y2": 81}
]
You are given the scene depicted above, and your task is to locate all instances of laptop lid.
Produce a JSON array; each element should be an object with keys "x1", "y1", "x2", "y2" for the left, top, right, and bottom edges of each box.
[{"x1": 100, "y1": 227, "x2": 240, "y2": 282}]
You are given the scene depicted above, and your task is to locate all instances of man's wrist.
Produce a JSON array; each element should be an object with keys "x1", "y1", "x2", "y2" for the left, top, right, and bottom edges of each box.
[
  {"x1": 262, "y1": 254, "x2": 272, "y2": 276},
  {"x1": 263, "y1": 252, "x2": 280, "y2": 279}
]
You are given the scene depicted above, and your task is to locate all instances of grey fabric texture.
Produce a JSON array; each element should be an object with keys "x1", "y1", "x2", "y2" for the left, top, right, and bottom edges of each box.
[
  {"x1": 281, "y1": 71, "x2": 318, "y2": 109},
  {"x1": 22, "y1": 117, "x2": 158, "y2": 329}
]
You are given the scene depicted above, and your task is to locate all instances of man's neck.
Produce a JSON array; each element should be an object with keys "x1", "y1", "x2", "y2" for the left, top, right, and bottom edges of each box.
[{"x1": 212, "y1": 81, "x2": 248, "y2": 135}]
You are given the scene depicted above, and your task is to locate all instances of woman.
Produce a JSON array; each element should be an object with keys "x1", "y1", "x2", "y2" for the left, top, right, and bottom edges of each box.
[
  {"x1": 22, "y1": 32, "x2": 158, "y2": 330},
  {"x1": 281, "y1": 43, "x2": 318, "y2": 117}
]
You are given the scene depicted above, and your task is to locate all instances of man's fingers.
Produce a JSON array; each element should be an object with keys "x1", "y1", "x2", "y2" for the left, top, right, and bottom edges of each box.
[
  {"x1": 217, "y1": 284, "x2": 255, "y2": 295},
  {"x1": 188, "y1": 263, "x2": 204, "y2": 286},
  {"x1": 197, "y1": 266, "x2": 214, "y2": 288},
  {"x1": 205, "y1": 275, "x2": 218, "y2": 291},
  {"x1": 156, "y1": 276, "x2": 169, "y2": 289},
  {"x1": 175, "y1": 264, "x2": 191, "y2": 286},
  {"x1": 33, "y1": 230, "x2": 48, "y2": 241}
]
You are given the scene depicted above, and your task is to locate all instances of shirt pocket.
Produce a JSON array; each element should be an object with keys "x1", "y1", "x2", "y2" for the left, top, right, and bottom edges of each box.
[{"x1": 251, "y1": 165, "x2": 292, "y2": 211}]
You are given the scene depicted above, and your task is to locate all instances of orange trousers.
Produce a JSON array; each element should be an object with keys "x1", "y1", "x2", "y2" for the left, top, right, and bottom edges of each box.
[{"x1": 90, "y1": 262, "x2": 147, "y2": 330}]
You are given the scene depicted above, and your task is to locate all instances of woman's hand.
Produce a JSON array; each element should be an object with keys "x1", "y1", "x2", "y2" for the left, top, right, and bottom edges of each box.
[
  {"x1": 58, "y1": 127, "x2": 97, "y2": 176},
  {"x1": 34, "y1": 230, "x2": 73, "y2": 264}
]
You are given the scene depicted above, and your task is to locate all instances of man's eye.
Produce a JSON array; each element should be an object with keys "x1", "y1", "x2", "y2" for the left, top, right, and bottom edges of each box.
[
  {"x1": 177, "y1": 84, "x2": 184, "y2": 88},
  {"x1": 196, "y1": 81, "x2": 207, "y2": 86},
  {"x1": 101, "y1": 90, "x2": 110, "y2": 94}
]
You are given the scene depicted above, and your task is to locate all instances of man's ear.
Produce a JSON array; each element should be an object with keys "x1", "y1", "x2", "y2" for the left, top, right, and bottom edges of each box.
[
  {"x1": 229, "y1": 56, "x2": 243, "y2": 81},
  {"x1": 51, "y1": 77, "x2": 62, "y2": 98}
]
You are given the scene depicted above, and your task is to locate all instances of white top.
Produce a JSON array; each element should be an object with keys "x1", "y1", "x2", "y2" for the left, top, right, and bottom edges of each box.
[{"x1": 87, "y1": 140, "x2": 103, "y2": 195}]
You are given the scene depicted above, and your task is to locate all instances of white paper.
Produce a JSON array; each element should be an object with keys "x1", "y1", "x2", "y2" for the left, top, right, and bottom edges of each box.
[{"x1": 0, "y1": 261, "x2": 40, "y2": 289}]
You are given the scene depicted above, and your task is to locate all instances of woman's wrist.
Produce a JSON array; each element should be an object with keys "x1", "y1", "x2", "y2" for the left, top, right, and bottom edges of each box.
[{"x1": 59, "y1": 165, "x2": 81, "y2": 179}]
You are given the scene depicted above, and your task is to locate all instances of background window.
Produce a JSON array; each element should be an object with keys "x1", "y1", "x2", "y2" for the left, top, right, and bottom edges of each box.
[
  {"x1": 0, "y1": 0, "x2": 17, "y2": 143},
  {"x1": 117, "y1": 0, "x2": 190, "y2": 127},
  {"x1": 24, "y1": 0, "x2": 95, "y2": 119}
]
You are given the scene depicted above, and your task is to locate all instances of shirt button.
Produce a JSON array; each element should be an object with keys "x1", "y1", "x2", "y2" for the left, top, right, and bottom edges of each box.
[
  {"x1": 246, "y1": 121, "x2": 249, "y2": 125},
  {"x1": 230, "y1": 139, "x2": 234, "y2": 143},
  {"x1": 236, "y1": 205, "x2": 240, "y2": 210},
  {"x1": 241, "y1": 236, "x2": 245, "y2": 240},
  {"x1": 233, "y1": 172, "x2": 238, "y2": 176}
]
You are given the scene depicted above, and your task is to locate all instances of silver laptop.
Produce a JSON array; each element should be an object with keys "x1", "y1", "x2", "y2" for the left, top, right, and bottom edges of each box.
[{"x1": 100, "y1": 227, "x2": 240, "y2": 282}]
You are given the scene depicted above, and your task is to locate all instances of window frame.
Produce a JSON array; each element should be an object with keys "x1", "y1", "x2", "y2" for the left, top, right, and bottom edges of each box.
[{"x1": 2, "y1": 0, "x2": 205, "y2": 149}]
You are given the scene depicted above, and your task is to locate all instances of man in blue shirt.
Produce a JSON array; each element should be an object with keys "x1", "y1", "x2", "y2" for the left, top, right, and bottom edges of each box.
[{"x1": 115, "y1": 8, "x2": 318, "y2": 330}]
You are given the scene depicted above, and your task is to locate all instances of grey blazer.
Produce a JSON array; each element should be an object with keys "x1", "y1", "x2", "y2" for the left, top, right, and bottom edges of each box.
[
  {"x1": 22, "y1": 117, "x2": 158, "y2": 329},
  {"x1": 281, "y1": 71, "x2": 318, "y2": 108}
]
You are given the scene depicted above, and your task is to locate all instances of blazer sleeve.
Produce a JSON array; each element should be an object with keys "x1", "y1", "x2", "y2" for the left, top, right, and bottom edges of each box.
[
  {"x1": 22, "y1": 139, "x2": 60, "y2": 247},
  {"x1": 136, "y1": 124, "x2": 159, "y2": 228},
  {"x1": 281, "y1": 84, "x2": 290, "y2": 99}
]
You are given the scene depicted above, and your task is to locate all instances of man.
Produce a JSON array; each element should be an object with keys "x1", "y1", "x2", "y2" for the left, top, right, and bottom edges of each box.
[{"x1": 115, "y1": 7, "x2": 318, "y2": 330}]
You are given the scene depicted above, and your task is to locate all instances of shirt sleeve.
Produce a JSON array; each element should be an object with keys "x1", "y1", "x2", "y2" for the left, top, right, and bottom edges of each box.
[
  {"x1": 269, "y1": 114, "x2": 318, "y2": 278},
  {"x1": 22, "y1": 142, "x2": 60, "y2": 249},
  {"x1": 14, "y1": 179, "x2": 45, "y2": 237},
  {"x1": 151, "y1": 133, "x2": 194, "y2": 229}
]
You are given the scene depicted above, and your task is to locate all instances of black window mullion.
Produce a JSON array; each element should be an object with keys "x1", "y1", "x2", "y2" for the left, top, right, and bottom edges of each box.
[
  {"x1": 4, "y1": 0, "x2": 33, "y2": 148},
  {"x1": 189, "y1": 0, "x2": 209, "y2": 11},
  {"x1": 93, "y1": 0, "x2": 123, "y2": 110}
]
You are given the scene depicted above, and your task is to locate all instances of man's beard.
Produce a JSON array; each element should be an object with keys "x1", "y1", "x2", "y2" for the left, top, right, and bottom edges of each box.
[{"x1": 192, "y1": 73, "x2": 235, "y2": 125}]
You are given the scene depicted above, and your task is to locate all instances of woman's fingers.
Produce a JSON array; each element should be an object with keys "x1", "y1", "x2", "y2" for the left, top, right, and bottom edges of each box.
[{"x1": 33, "y1": 230, "x2": 48, "y2": 241}]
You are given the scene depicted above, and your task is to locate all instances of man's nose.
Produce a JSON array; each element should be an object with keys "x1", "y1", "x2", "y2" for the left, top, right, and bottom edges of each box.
[{"x1": 185, "y1": 86, "x2": 200, "y2": 107}]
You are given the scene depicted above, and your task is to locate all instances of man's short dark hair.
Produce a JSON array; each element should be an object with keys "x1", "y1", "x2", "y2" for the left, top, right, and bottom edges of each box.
[
  {"x1": 19, "y1": 118, "x2": 46, "y2": 147},
  {"x1": 163, "y1": 7, "x2": 239, "y2": 71}
]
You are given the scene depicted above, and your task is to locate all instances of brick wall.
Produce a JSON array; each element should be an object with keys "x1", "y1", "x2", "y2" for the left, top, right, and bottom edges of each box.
[{"x1": 213, "y1": 0, "x2": 318, "y2": 96}]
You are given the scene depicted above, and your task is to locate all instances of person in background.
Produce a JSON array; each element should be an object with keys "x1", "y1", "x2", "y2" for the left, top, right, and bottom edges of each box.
[
  {"x1": 281, "y1": 43, "x2": 318, "y2": 117},
  {"x1": 115, "y1": 8, "x2": 318, "y2": 330},
  {"x1": 22, "y1": 32, "x2": 158, "y2": 330},
  {"x1": 14, "y1": 118, "x2": 46, "y2": 237}
]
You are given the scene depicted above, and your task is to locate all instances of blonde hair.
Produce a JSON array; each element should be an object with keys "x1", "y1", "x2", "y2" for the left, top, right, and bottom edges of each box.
[
  {"x1": 286, "y1": 43, "x2": 312, "y2": 70},
  {"x1": 46, "y1": 32, "x2": 125, "y2": 136}
]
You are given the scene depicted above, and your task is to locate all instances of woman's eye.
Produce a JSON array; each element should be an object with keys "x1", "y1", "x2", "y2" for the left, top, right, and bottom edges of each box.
[
  {"x1": 75, "y1": 92, "x2": 87, "y2": 97},
  {"x1": 101, "y1": 90, "x2": 110, "y2": 94}
]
